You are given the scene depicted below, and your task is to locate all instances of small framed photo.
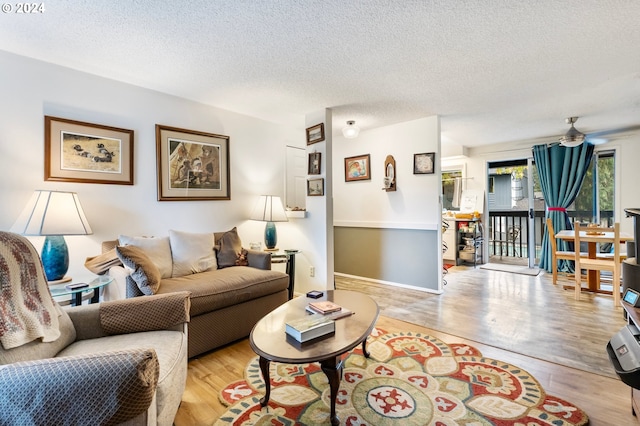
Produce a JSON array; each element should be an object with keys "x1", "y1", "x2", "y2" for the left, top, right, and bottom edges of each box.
[
  {"x1": 306, "y1": 123, "x2": 325, "y2": 145},
  {"x1": 414, "y1": 152, "x2": 435, "y2": 174},
  {"x1": 344, "y1": 154, "x2": 371, "y2": 182},
  {"x1": 307, "y1": 178, "x2": 324, "y2": 196},
  {"x1": 156, "y1": 124, "x2": 230, "y2": 201},
  {"x1": 308, "y1": 152, "x2": 322, "y2": 175},
  {"x1": 44, "y1": 116, "x2": 134, "y2": 185}
]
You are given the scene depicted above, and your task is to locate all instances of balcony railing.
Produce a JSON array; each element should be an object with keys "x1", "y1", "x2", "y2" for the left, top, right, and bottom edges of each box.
[{"x1": 487, "y1": 210, "x2": 614, "y2": 258}]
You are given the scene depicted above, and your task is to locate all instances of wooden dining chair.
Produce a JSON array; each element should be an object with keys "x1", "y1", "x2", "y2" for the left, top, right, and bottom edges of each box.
[
  {"x1": 546, "y1": 218, "x2": 579, "y2": 284},
  {"x1": 573, "y1": 221, "x2": 622, "y2": 306}
]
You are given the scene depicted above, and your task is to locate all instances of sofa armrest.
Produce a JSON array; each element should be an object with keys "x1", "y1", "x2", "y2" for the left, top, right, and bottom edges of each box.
[
  {"x1": 66, "y1": 292, "x2": 191, "y2": 340},
  {"x1": 247, "y1": 249, "x2": 271, "y2": 270},
  {"x1": 0, "y1": 349, "x2": 158, "y2": 425}
]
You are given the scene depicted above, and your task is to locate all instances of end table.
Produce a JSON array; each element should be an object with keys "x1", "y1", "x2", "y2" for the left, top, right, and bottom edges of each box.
[
  {"x1": 271, "y1": 249, "x2": 300, "y2": 300},
  {"x1": 49, "y1": 275, "x2": 114, "y2": 306}
]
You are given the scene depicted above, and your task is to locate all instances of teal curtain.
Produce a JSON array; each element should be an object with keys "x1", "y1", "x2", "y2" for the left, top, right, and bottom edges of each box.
[{"x1": 533, "y1": 143, "x2": 594, "y2": 272}]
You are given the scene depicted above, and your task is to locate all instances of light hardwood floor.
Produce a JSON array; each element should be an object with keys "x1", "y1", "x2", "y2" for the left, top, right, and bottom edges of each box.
[{"x1": 175, "y1": 265, "x2": 637, "y2": 425}]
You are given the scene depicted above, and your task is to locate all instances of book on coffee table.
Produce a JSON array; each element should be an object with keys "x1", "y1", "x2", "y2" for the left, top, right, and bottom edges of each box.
[
  {"x1": 285, "y1": 314, "x2": 335, "y2": 343},
  {"x1": 306, "y1": 305, "x2": 353, "y2": 320},
  {"x1": 308, "y1": 300, "x2": 342, "y2": 314}
]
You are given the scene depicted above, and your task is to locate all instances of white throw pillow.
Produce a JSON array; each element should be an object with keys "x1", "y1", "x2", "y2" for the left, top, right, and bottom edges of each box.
[
  {"x1": 118, "y1": 235, "x2": 173, "y2": 279},
  {"x1": 169, "y1": 230, "x2": 217, "y2": 277}
]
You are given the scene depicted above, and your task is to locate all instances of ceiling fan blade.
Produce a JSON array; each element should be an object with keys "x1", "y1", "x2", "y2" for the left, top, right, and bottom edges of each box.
[
  {"x1": 586, "y1": 137, "x2": 608, "y2": 145},
  {"x1": 587, "y1": 124, "x2": 640, "y2": 138}
]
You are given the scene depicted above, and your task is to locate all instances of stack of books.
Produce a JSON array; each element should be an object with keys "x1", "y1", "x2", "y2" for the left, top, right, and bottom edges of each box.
[
  {"x1": 285, "y1": 314, "x2": 335, "y2": 343},
  {"x1": 306, "y1": 300, "x2": 353, "y2": 320},
  {"x1": 307, "y1": 300, "x2": 342, "y2": 314}
]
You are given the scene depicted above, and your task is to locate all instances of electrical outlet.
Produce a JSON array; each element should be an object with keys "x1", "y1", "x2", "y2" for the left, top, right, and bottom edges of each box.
[{"x1": 309, "y1": 266, "x2": 315, "y2": 277}]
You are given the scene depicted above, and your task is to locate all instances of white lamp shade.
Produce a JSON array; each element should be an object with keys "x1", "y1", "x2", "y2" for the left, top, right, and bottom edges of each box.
[
  {"x1": 11, "y1": 190, "x2": 93, "y2": 236},
  {"x1": 250, "y1": 195, "x2": 288, "y2": 222},
  {"x1": 342, "y1": 120, "x2": 360, "y2": 139}
]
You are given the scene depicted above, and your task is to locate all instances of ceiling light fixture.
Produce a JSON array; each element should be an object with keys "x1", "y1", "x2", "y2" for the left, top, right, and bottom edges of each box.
[
  {"x1": 559, "y1": 117, "x2": 586, "y2": 147},
  {"x1": 342, "y1": 120, "x2": 360, "y2": 139}
]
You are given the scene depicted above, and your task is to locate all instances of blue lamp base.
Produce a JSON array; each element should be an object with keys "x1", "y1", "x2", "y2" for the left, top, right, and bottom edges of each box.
[
  {"x1": 41, "y1": 235, "x2": 69, "y2": 282},
  {"x1": 264, "y1": 221, "x2": 278, "y2": 250}
]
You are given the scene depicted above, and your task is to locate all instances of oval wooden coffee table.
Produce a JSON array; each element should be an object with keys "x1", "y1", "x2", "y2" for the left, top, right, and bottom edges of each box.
[{"x1": 249, "y1": 289, "x2": 379, "y2": 426}]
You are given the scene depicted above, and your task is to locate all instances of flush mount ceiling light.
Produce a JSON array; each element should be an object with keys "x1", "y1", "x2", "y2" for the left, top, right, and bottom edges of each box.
[
  {"x1": 559, "y1": 117, "x2": 586, "y2": 147},
  {"x1": 342, "y1": 120, "x2": 360, "y2": 139}
]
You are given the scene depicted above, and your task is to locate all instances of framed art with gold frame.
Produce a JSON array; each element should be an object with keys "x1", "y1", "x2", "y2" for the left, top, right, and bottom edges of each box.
[
  {"x1": 44, "y1": 116, "x2": 134, "y2": 185},
  {"x1": 156, "y1": 124, "x2": 230, "y2": 201},
  {"x1": 306, "y1": 123, "x2": 325, "y2": 145},
  {"x1": 344, "y1": 154, "x2": 371, "y2": 182}
]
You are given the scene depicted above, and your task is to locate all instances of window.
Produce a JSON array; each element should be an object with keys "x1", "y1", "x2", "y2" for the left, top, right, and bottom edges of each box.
[
  {"x1": 442, "y1": 169, "x2": 463, "y2": 211},
  {"x1": 572, "y1": 150, "x2": 615, "y2": 225}
]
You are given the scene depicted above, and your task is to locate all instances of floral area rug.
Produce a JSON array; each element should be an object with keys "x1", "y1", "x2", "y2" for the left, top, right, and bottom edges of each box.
[{"x1": 216, "y1": 327, "x2": 588, "y2": 425}]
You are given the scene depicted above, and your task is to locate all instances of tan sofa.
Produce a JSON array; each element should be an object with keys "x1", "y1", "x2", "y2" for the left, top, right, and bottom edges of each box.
[{"x1": 101, "y1": 228, "x2": 290, "y2": 358}]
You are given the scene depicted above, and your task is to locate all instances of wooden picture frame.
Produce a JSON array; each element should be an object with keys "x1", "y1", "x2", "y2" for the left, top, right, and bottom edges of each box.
[
  {"x1": 156, "y1": 124, "x2": 230, "y2": 201},
  {"x1": 307, "y1": 178, "x2": 324, "y2": 196},
  {"x1": 308, "y1": 152, "x2": 322, "y2": 175},
  {"x1": 306, "y1": 123, "x2": 325, "y2": 145},
  {"x1": 344, "y1": 154, "x2": 371, "y2": 182},
  {"x1": 414, "y1": 152, "x2": 435, "y2": 174},
  {"x1": 44, "y1": 116, "x2": 134, "y2": 185}
]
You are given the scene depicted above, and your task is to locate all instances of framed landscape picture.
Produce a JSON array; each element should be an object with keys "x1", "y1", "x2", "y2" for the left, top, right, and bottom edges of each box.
[
  {"x1": 44, "y1": 116, "x2": 134, "y2": 185},
  {"x1": 414, "y1": 152, "x2": 435, "y2": 174},
  {"x1": 306, "y1": 123, "x2": 325, "y2": 145},
  {"x1": 344, "y1": 154, "x2": 371, "y2": 182},
  {"x1": 307, "y1": 178, "x2": 324, "y2": 196},
  {"x1": 156, "y1": 124, "x2": 230, "y2": 201}
]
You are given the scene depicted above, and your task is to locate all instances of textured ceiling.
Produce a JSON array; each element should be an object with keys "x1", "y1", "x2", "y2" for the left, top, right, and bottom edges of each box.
[{"x1": 1, "y1": 0, "x2": 639, "y2": 148}]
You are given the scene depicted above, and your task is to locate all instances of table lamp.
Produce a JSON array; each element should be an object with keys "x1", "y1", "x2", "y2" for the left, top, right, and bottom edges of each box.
[
  {"x1": 250, "y1": 195, "x2": 288, "y2": 251},
  {"x1": 11, "y1": 190, "x2": 93, "y2": 282}
]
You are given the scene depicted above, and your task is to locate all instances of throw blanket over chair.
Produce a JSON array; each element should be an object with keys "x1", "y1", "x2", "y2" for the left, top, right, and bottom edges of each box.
[{"x1": 0, "y1": 231, "x2": 190, "y2": 426}]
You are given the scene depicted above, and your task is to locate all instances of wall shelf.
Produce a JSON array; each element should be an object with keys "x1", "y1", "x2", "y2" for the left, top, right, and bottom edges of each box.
[{"x1": 286, "y1": 210, "x2": 307, "y2": 219}]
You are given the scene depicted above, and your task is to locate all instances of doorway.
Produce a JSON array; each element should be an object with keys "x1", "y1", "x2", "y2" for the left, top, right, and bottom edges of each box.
[{"x1": 486, "y1": 158, "x2": 542, "y2": 267}]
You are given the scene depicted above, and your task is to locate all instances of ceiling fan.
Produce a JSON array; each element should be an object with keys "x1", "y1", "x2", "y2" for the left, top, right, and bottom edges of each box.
[{"x1": 559, "y1": 116, "x2": 640, "y2": 147}]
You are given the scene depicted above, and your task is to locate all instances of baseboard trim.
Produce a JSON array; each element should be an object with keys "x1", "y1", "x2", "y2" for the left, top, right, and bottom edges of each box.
[{"x1": 335, "y1": 272, "x2": 443, "y2": 295}]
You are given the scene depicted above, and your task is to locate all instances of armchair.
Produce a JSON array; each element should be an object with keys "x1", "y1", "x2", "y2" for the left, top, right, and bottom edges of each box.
[{"x1": 0, "y1": 231, "x2": 190, "y2": 426}]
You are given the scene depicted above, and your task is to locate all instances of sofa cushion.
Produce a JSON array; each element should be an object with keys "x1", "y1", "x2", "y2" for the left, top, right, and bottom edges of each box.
[
  {"x1": 116, "y1": 246, "x2": 161, "y2": 296},
  {"x1": 214, "y1": 227, "x2": 244, "y2": 268},
  {"x1": 156, "y1": 267, "x2": 289, "y2": 317},
  {"x1": 118, "y1": 235, "x2": 173, "y2": 279},
  {"x1": 84, "y1": 248, "x2": 122, "y2": 275},
  {"x1": 169, "y1": 230, "x2": 217, "y2": 278}
]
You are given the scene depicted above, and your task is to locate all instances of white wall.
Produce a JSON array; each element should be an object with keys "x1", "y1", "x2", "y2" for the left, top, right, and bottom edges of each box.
[
  {"x1": 332, "y1": 116, "x2": 443, "y2": 291},
  {"x1": 0, "y1": 50, "x2": 319, "y2": 283},
  {"x1": 333, "y1": 116, "x2": 441, "y2": 229}
]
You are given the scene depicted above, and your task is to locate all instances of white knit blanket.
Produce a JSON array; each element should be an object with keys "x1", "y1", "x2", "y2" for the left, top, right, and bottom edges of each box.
[{"x1": 0, "y1": 232, "x2": 61, "y2": 350}]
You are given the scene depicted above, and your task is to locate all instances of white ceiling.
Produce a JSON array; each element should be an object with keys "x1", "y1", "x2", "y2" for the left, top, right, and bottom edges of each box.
[{"x1": 2, "y1": 0, "x2": 639, "y2": 148}]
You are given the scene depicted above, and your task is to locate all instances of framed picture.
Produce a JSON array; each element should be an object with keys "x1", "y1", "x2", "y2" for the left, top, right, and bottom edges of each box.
[
  {"x1": 44, "y1": 116, "x2": 134, "y2": 185},
  {"x1": 308, "y1": 152, "x2": 322, "y2": 175},
  {"x1": 414, "y1": 152, "x2": 435, "y2": 174},
  {"x1": 307, "y1": 178, "x2": 324, "y2": 196},
  {"x1": 344, "y1": 154, "x2": 371, "y2": 182},
  {"x1": 156, "y1": 124, "x2": 230, "y2": 201},
  {"x1": 306, "y1": 123, "x2": 325, "y2": 145}
]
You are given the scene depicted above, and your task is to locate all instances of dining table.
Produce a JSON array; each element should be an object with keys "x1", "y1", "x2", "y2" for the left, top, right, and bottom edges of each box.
[{"x1": 555, "y1": 228, "x2": 633, "y2": 293}]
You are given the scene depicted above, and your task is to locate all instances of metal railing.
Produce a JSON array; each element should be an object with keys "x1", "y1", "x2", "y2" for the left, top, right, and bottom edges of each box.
[{"x1": 487, "y1": 210, "x2": 614, "y2": 258}]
